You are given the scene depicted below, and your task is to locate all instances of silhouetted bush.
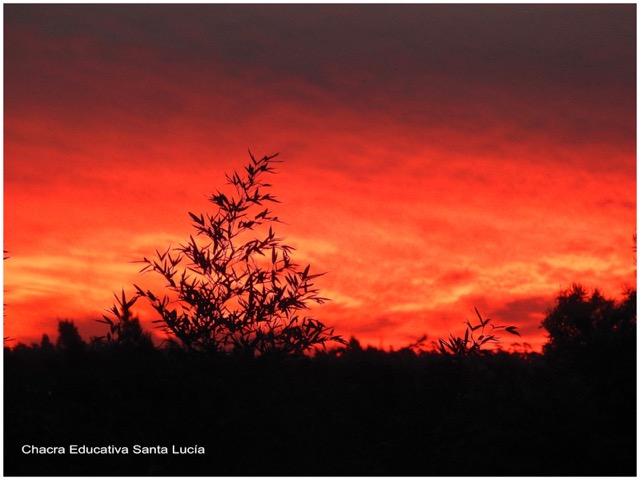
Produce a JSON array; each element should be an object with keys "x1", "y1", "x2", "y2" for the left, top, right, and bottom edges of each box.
[
  {"x1": 542, "y1": 284, "x2": 636, "y2": 366},
  {"x1": 40, "y1": 333, "x2": 54, "y2": 352},
  {"x1": 95, "y1": 290, "x2": 154, "y2": 350},
  {"x1": 56, "y1": 319, "x2": 85, "y2": 355},
  {"x1": 133, "y1": 152, "x2": 344, "y2": 356}
]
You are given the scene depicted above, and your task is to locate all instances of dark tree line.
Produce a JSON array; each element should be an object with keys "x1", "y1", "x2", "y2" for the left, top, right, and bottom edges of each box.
[
  {"x1": 5, "y1": 282, "x2": 636, "y2": 476},
  {"x1": 9, "y1": 280, "x2": 636, "y2": 365}
]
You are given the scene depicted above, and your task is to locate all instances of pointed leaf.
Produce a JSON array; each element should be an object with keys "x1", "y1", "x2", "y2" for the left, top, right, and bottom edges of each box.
[{"x1": 505, "y1": 326, "x2": 520, "y2": 336}]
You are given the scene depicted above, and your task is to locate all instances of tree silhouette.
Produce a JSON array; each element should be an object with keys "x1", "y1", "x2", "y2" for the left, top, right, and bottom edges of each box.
[
  {"x1": 40, "y1": 333, "x2": 54, "y2": 352},
  {"x1": 56, "y1": 319, "x2": 85, "y2": 354},
  {"x1": 542, "y1": 283, "x2": 636, "y2": 360},
  {"x1": 96, "y1": 289, "x2": 153, "y2": 349},
  {"x1": 134, "y1": 152, "x2": 344, "y2": 356}
]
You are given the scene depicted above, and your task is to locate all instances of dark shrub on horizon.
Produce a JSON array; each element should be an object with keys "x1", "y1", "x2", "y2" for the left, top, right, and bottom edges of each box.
[
  {"x1": 542, "y1": 284, "x2": 636, "y2": 369},
  {"x1": 56, "y1": 319, "x2": 85, "y2": 356}
]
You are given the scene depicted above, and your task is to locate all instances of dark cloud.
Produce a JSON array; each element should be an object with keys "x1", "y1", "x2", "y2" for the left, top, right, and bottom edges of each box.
[
  {"x1": 353, "y1": 316, "x2": 401, "y2": 335},
  {"x1": 492, "y1": 296, "x2": 553, "y2": 331},
  {"x1": 436, "y1": 269, "x2": 478, "y2": 288},
  {"x1": 5, "y1": 4, "x2": 635, "y2": 154}
]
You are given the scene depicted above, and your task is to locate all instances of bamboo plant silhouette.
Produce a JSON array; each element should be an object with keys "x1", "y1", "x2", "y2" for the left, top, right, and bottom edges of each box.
[
  {"x1": 438, "y1": 308, "x2": 519, "y2": 356},
  {"x1": 134, "y1": 152, "x2": 344, "y2": 355},
  {"x1": 96, "y1": 289, "x2": 153, "y2": 348}
]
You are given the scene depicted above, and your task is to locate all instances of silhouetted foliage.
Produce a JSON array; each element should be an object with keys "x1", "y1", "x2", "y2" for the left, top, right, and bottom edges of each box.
[
  {"x1": 438, "y1": 308, "x2": 520, "y2": 357},
  {"x1": 542, "y1": 284, "x2": 636, "y2": 361},
  {"x1": 56, "y1": 320, "x2": 87, "y2": 361},
  {"x1": 56, "y1": 319, "x2": 85, "y2": 355},
  {"x1": 95, "y1": 289, "x2": 153, "y2": 349},
  {"x1": 134, "y1": 152, "x2": 344, "y2": 356},
  {"x1": 401, "y1": 333, "x2": 430, "y2": 355},
  {"x1": 40, "y1": 333, "x2": 54, "y2": 352}
]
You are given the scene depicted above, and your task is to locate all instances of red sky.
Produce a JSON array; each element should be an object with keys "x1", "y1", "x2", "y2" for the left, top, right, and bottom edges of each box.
[{"x1": 4, "y1": 4, "x2": 636, "y2": 352}]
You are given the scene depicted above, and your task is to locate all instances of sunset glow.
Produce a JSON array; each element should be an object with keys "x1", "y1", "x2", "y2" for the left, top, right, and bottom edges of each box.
[{"x1": 4, "y1": 4, "x2": 636, "y2": 352}]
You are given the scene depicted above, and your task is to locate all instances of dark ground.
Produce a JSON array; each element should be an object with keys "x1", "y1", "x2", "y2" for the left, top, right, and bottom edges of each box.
[{"x1": 4, "y1": 346, "x2": 636, "y2": 476}]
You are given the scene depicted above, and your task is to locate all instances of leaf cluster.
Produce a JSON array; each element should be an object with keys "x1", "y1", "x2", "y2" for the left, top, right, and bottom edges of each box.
[
  {"x1": 438, "y1": 308, "x2": 520, "y2": 357},
  {"x1": 95, "y1": 289, "x2": 153, "y2": 348}
]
